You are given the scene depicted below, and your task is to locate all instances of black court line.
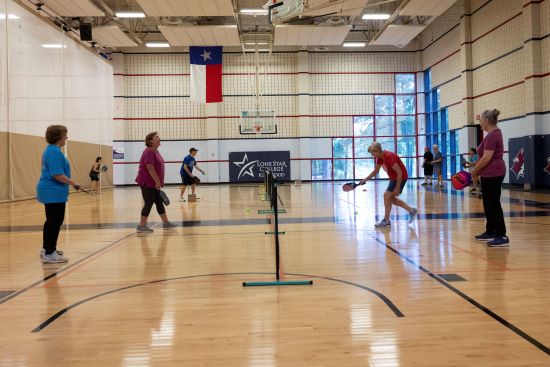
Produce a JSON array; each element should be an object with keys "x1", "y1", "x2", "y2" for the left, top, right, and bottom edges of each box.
[
  {"x1": 0, "y1": 233, "x2": 136, "y2": 305},
  {"x1": 31, "y1": 272, "x2": 403, "y2": 332},
  {"x1": 370, "y1": 233, "x2": 550, "y2": 356}
]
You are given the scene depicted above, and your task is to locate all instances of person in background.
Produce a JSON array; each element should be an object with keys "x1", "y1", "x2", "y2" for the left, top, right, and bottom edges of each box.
[
  {"x1": 421, "y1": 146, "x2": 434, "y2": 186},
  {"x1": 37, "y1": 125, "x2": 80, "y2": 264},
  {"x1": 359, "y1": 142, "x2": 417, "y2": 228},
  {"x1": 179, "y1": 148, "x2": 205, "y2": 202},
  {"x1": 431, "y1": 144, "x2": 443, "y2": 188},
  {"x1": 463, "y1": 148, "x2": 480, "y2": 195},
  {"x1": 470, "y1": 109, "x2": 509, "y2": 247},
  {"x1": 89, "y1": 156, "x2": 102, "y2": 194},
  {"x1": 135, "y1": 132, "x2": 176, "y2": 233}
]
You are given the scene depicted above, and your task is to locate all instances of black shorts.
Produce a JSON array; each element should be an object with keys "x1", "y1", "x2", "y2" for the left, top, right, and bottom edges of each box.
[
  {"x1": 90, "y1": 173, "x2": 99, "y2": 181},
  {"x1": 386, "y1": 179, "x2": 407, "y2": 193},
  {"x1": 181, "y1": 174, "x2": 194, "y2": 186}
]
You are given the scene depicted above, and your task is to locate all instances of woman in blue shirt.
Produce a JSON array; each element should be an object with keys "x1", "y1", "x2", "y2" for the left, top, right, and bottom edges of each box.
[{"x1": 36, "y1": 125, "x2": 81, "y2": 264}]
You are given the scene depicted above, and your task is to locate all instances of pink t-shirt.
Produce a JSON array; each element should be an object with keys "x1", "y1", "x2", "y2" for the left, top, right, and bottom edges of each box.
[
  {"x1": 135, "y1": 148, "x2": 165, "y2": 188},
  {"x1": 477, "y1": 128, "x2": 506, "y2": 177},
  {"x1": 376, "y1": 151, "x2": 408, "y2": 181}
]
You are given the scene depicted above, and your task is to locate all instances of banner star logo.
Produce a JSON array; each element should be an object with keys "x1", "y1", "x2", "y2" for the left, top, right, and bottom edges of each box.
[
  {"x1": 201, "y1": 50, "x2": 212, "y2": 61},
  {"x1": 233, "y1": 154, "x2": 259, "y2": 180}
]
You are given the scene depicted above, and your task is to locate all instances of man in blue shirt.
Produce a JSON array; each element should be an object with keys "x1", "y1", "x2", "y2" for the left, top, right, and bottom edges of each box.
[{"x1": 179, "y1": 148, "x2": 205, "y2": 202}]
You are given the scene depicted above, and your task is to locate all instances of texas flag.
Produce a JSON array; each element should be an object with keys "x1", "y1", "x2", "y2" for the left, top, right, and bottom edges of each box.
[{"x1": 190, "y1": 46, "x2": 223, "y2": 103}]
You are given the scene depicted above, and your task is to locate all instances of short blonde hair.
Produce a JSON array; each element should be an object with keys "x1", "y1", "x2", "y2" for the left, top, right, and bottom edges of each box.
[
  {"x1": 45, "y1": 125, "x2": 67, "y2": 144},
  {"x1": 368, "y1": 142, "x2": 382, "y2": 153},
  {"x1": 145, "y1": 132, "x2": 158, "y2": 147}
]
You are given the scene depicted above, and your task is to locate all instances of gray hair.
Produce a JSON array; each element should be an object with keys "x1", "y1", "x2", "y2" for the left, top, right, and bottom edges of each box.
[
  {"x1": 481, "y1": 109, "x2": 500, "y2": 125},
  {"x1": 433, "y1": 144, "x2": 439, "y2": 150},
  {"x1": 368, "y1": 141, "x2": 382, "y2": 153}
]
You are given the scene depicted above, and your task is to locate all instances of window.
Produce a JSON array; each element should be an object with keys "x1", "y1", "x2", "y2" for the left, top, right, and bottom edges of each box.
[
  {"x1": 320, "y1": 73, "x2": 418, "y2": 180},
  {"x1": 311, "y1": 160, "x2": 332, "y2": 180}
]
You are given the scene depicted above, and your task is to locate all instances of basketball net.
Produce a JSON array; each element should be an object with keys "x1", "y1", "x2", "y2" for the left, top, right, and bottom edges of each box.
[{"x1": 254, "y1": 125, "x2": 262, "y2": 135}]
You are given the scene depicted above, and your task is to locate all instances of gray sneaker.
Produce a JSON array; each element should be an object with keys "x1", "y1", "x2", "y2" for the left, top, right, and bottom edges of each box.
[
  {"x1": 136, "y1": 225, "x2": 154, "y2": 233},
  {"x1": 374, "y1": 219, "x2": 391, "y2": 228},
  {"x1": 163, "y1": 222, "x2": 177, "y2": 229},
  {"x1": 42, "y1": 252, "x2": 69, "y2": 264},
  {"x1": 40, "y1": 248, "x2": 64, "y2": 258}
]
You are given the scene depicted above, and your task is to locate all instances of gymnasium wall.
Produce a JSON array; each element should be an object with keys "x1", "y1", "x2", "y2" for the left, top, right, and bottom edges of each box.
[
  {"x1": 0, "y1": 0, "x2": 113, "y2": 201},
  {"x1": 114, "y1": 50, "x2": 418, "y2": 184}
]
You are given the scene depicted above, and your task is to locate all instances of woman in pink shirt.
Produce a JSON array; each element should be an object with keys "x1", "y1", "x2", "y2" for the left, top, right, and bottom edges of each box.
[
  {"x1": 135, "y1": 132, "x2": 176, "y2": 232},
  {"x1": 470, "y1": 109, "x2": 508, "y2": 247}
]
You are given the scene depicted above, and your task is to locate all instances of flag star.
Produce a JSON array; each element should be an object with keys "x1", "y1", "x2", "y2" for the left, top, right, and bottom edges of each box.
[{"x1": 201, "y1": 50, "x2": 212, "y2": 61}]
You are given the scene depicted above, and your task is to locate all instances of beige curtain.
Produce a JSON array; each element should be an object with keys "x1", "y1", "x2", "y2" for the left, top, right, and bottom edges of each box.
[
  {"x1": 10, "y1": 133, "x2": 47, "y2": 200},
  {"x1": 0, "y1": 132, "x2": 9, "y2": 201}
]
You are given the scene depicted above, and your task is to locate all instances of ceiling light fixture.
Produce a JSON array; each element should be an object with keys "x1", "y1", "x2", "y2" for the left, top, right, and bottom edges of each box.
[
  {"x1": 146, "y1": 42, "x2": 170, "y2": 48},
  {"x1": 42, "y1": 44, "x2": 66, "y2": 48},
  {"x1": 115, "y1": 12, "x2": 145, "y2": 18},
  {"x1": 240, "y1": 9, "x2": 268, "y2": 14},
  {"x1": 0, "y1": 13, "x2": 20, "y2": 19},
  {"x1": 342, "y1": 42, "x2": 366, "y2": 47},
  {"x1": 362, "y1": 13, "x2": 390, "y2": 20}
]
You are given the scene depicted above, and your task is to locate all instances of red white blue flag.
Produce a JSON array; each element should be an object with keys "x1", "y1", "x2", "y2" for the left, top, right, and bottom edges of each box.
[{"x1": 190, "y1": 46, "x2": 223, "y2": 103}]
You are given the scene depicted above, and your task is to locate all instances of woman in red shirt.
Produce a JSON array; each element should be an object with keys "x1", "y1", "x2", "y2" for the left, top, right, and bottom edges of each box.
[{"x1": 470, "y1": 109, "x2": 509, "y2": 247}]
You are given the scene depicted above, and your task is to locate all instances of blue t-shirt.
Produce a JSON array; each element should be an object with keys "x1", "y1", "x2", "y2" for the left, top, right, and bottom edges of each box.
[
  {"x1": 180, "y1": 155, "x2": 195, "y2": 176},
  {"x1": 36, "y1": 144, "x2": 71, "y2": 204}
]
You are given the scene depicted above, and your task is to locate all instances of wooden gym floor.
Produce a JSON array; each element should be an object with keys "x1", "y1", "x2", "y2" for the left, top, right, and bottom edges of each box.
[{"x1": 0, "y1": 181, "x2": 549, "y2": 366}]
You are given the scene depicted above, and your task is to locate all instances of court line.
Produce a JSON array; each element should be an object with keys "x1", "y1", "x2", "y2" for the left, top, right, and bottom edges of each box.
[
  {"x1": 370, "y1": 232, "x2": 550, "y2": 356},
  {"x1": 31, "y1": 272, "x2": 404, "y2": 333},
  {"x1": 0, "y1": 233, "x2": 136, "y2": 305}
]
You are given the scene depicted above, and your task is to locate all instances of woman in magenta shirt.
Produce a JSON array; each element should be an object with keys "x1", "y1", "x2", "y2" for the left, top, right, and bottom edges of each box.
[
  {"x1": 135, "y1": 132, "x2": 176, "y2": 232},
  {"x1": 470, "y1": 109, "x2": 508, "y2": 247}
]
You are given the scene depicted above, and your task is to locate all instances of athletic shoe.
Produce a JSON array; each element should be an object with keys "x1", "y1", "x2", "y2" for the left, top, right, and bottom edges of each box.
[
  {"x1": 136, "y1": 225, "x2": 154, "y2": 233},
  {"x1": 39, "y1": 249, "x2": 64, "y2": 258},
  {"x1": 421, "y1": 182, "x2": 428, "y2": 186},
  {"x1": 408, "y1": 208, "x2": 418, "y2": 224},
  {"x1": 487, "y1": 236, "x2": 510, "y2": 247},
  {"x1": 475, "y1": 232, "x2": 497, "y2": 241},
  {"x1": 163, "y1": 222, "x2": 177, "y2": 229},
  {"x1": 374, "y1": 219, "x2": 391, "y2": 228},
  {"x1": 42, "y1": 252, "x2": 68, "y2": 264},
  {"x1": 428, "y1": 182, "x2": 433, "y2": 185},
  {"x1": 179, "y1": 197, "x2": 186, "y2": 202}
]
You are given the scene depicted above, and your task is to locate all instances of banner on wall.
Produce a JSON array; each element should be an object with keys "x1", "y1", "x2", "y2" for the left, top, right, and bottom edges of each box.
[
  {"x1": 113, "y1": 147, "x2": 124, "y2": 159},
  {"x1": 229, "y1": 151, "x2": 290, "y2": 183}
]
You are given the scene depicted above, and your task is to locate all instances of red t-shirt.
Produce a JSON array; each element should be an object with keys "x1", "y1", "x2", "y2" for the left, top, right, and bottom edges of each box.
[
  {"x1": 377, "y1": 151, "x2": 408, "y2": 181},
  {"x1": 477, "y1": 128, "x2": 506, "y2": 177},
  {"x1": 135, "y1": 148, "x2": 165, "y2": 188}
]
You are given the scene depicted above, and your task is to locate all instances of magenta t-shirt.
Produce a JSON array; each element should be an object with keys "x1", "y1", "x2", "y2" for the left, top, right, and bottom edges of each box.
[
  {"x1": 135, "y1": 148, "x2": 165, "y2": 188},
  {"x1": 477, "y1": 128, "x2": 506, "y2": 177}
]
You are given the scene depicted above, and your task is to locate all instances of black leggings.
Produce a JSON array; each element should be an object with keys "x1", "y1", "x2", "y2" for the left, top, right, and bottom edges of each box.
[
  {"x1": 480, "y1": 175, "x2": 506, "y2": 236},
  {"x1": 43, "y1": 203, "x2": 66, "y2": 255},
  {"x1": 140, "y1": 187, "x2": 166, "y2": 217}
]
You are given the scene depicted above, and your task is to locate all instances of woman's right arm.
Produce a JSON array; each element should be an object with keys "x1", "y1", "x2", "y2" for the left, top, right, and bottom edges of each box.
[{"x1": 53, "y1": 174, "x2": 79, "y2": 189}]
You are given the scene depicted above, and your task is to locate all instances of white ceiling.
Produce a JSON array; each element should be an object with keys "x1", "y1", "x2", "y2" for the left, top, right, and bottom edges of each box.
[
  {"x1": 371, "y1": 24, "x2": 426, "y2": 48},
  {"x1": 93, "y1": 26, "x2": 138, "y2": 47},
  {"x1": 274, "y1": 25, "x2": 352, "y2": 46},
  {"x1": 400, "y1": 0, "x2": 458, "y2": 17},
  {"x1": 302, "y1": 0, "x2": 370, "y2": 17},
  {"x1": 42, "y1": 0, "x2": 104, "y2": 17},
  {"x1": 135, "y1": 0, "x2": 234, "y2": 16},
  {"x1": 159, "y1": 25, "x2": 241, "y2": 46}
]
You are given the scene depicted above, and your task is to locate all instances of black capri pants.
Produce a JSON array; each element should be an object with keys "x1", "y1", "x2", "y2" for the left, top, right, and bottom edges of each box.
[{"x1": 140, "y1": 186, "x2": 166, "y2": 217}]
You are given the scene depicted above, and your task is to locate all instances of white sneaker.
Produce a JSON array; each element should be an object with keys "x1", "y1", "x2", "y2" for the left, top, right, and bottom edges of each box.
[
  {"x1": 374, "y1": 219, "x2": 391, "y2": 228},
  {"x1": 42, "y1": 252, "x2": 69, "y2": 264},
  {"x1": 39, "y1": 249, "x2": 64, "y2": 258},
  {"x1": 409, "y1": 208, "x2": 418, "y2": 224},
  {"x1": 179, "y1": 197, "x2": 186, "y2": 202}
]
